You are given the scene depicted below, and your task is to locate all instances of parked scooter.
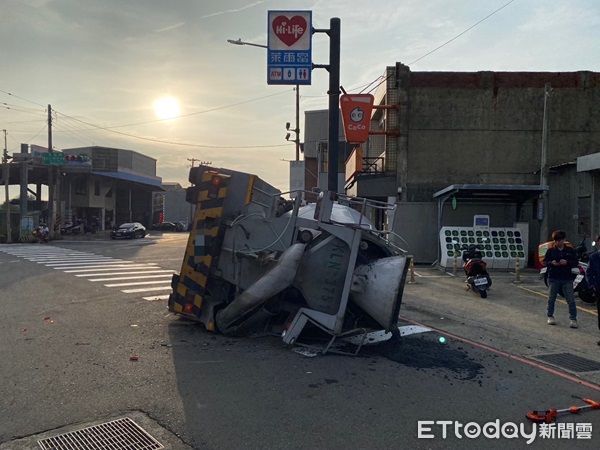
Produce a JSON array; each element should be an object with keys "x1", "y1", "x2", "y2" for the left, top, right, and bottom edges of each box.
[
  {"x1": 453, "y1": 239, "x2": 492, "y2": 298},
  {"x1": 539, "y1": 238, "x2": 597, "y2": 304}
]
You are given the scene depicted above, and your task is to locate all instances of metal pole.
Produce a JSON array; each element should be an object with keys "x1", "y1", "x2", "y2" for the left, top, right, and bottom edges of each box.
[
  {"x1": 47, "y1": 104, "x2": 55, "y2": 238},
  {"x1": 19, "y1": 146, "x2": 28, "y2": 237},
  {"x1": 295, "y1": 85, "x2": 300, "y2": 161},
  {"x1": 327, "y1": 18, "x2": 341, "y2": 193},
  {"x1": 2, "y1": 129, "x2": 10, "y2": 243},
  {"x1": 129, "y1": 187, "x2": 132, "y2": 222},
  {"x1": 539, "y1": 83, "x2": 551, "y2": 242}
]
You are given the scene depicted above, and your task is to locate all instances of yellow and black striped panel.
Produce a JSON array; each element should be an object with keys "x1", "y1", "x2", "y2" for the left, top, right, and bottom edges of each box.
[{"x1": 168, "y1": 171, "x2": 230, "y2": 328}]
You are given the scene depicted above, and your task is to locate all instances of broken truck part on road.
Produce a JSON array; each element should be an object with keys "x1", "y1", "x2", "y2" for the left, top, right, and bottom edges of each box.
[{"x1": 168, "y1": 165, "x2": 409, "y2": 354}]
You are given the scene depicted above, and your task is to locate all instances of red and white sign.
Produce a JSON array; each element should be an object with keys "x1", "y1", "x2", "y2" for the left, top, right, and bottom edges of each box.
[
  {"x1": 267, "y1": 10, "x2": 312, "y2": 85},
  {"x1": 340, "y1": 94, "x2": 375, "y2": 144},
  {"x1": 268, "y1": 11, "x2": 311, "y2": 50}
]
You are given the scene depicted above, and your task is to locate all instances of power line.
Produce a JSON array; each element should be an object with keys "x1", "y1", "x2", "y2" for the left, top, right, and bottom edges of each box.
[
  {"x1": 365, "y1": 0, "x2": 518, "y2": 94},
  {"x1": 0, "y1": 89, "x2": 47, "y2": 108},
  {"x1": 408, "y1": 0, "x2": 517, "y2": 65},
  {"x1": 3, "y1": 118, "x2": 46, "y2": 125},
  {"x1": 1, "y1": 104, "x2": 46, "y2": 117},
  {"x1": 24, "y1": 123, "x2": 49, "y2": 144},
  {"x1": 63, "y1": 88, "x2": 295, "y2": 131},
  {"x1": 53, "y1": 110, "x2": 293, "y2": 149},
  {"x1": 1, "y1": 102, "x2": 45, "y2": 113},
  {"x1": 0, "y1": 88, "x2": 296, "y2": 149}
]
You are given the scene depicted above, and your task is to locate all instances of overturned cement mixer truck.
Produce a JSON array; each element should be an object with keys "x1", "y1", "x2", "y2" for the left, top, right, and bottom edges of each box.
[{"x1": 168, "y1": 164, "x2": 410, "y2": 354}]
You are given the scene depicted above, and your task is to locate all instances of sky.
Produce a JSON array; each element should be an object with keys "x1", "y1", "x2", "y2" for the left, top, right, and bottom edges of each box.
[{"x1": 1, "y1": 0, "x2": 599, "y2": 192}]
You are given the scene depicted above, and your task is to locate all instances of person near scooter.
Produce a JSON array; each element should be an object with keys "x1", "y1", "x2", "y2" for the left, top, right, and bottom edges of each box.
[
  {"x1": 544, "y1": 230, "x2": 578, "y2": 328},
  {"x1": 585, "y1": 235, "x2": 600, "y2": 344}
]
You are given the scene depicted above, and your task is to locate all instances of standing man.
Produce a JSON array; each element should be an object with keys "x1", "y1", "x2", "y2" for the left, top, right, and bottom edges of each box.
[
  {"x1": 585, "y1": 235, "x2": 600, "y2": 344},
  {"x1": 544, "y1": 230, "x2": 579, "y2": 328}
]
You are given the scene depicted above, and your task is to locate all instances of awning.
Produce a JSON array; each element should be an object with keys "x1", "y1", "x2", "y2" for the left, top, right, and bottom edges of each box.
[
  {"x1": 433, "y1": 183, "x2": 548, "y2": 202},
  {"x1": 577, "y1": 152, "x2": 600, "y2": 172},
  {"x1": 92, "y1": 171, "x2": 163, "y2": 190},
  {"x1": 433, "y1": 184, "x2": 548, "y2": 264}
]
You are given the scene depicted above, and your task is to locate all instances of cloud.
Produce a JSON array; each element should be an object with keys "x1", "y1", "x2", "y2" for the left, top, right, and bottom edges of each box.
[
  {"x1": 154, "y1": 22, "x2": 185, "y2": 33},
  {"x1": 200, "y1": 1, "x2": 265, "y2": 20}
]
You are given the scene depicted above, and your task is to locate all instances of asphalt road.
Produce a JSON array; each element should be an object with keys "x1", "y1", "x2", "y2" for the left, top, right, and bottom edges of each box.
[{"x1": 1, "y1": 234, "x2": 599, "y2": 449}]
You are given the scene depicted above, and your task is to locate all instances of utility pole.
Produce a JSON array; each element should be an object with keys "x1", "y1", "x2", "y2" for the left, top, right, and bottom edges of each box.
[
  {"x1": 2, "y1": 129, "x2": 10, "y2": 243},
  {"x1": 539, "y1": 83, "x2": 551, "y2": 242},
  {"x1": 47, "y1": 104, "x2": 55, "y2": 239}
]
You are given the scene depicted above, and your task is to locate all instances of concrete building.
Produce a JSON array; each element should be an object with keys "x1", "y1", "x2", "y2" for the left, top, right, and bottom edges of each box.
[
  {"x1": 155, "y1": 182, "x2": 190, "y2": 226},
  {"x1": 301, "y1": 109, "x2": 352, "y2": 195},
  {"x1": 60, "y1": 146, "x2": 162, "y2": 229},
  {"x1": 340, "y1": 64, "x2": 600, "y2": 263},
  {"x1": 1, "y1": 145, "x2": 162, "y2": 241}
]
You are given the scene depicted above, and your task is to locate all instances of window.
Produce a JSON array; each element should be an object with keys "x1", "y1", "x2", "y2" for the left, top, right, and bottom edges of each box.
[
  {"x1": 578, "y1": 196, "x2": 591, "y2": 236},
  {"x1": 319, "y1": 142, "x2": 328, "y2": 173},
  {"x1": 74, "y1": 178, "x2": 87, "y2": 196}
]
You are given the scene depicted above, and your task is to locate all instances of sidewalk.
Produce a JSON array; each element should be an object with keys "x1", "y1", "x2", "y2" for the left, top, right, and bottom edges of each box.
[{"x1": 403, "y1": 266, "x2": 600, "y2": 384}]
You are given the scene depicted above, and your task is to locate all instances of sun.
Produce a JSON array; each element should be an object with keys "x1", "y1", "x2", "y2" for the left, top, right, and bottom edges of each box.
[{"x1": 153, "y1": 96, "x2": 181, "y2": 120}]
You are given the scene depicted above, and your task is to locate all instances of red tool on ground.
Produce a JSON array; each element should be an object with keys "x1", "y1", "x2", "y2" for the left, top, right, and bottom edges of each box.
[{"x1": 527, "y1": 398, "x2": 600, "y2": 423}]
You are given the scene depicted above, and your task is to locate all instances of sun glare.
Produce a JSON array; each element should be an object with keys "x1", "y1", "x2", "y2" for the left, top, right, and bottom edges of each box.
[{"x1": 153, "y1": 96, "x2": 181, "y2": 120}]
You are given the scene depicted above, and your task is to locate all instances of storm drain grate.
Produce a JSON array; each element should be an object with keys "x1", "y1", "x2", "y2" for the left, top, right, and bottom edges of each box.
[
  {"x1": 38, "y1": 417, "x2": 164, "y2": 450},
  {"x1": 534, "y1": 353, "x2": 600, "y2": 373}
]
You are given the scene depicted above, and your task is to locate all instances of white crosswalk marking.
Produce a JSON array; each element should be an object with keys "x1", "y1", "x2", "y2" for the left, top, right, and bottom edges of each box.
[
  {"x1": 59, "y1": 264, "x2": 157, "y2": 271},
  {"x1": 64, "y1": 265, "x2": 160, "y2": 273},
  {"x1": 44, "y1": 260, "x2": 127, "y2": 266},
  {"x1": 121, "y1": 286, "x2": 172, "y2": 293},
  {"x1": 143, "y1": 294, "x2": 171, "y2": 301},
  {"x1": 104, "y1": 280, "x2": 174, "y2": 287},
  {"x1": 89, "y1": 274, "x2": 174, "y2": 282},
  {"x1": 0, "y1": 244, "x2": 177, "y2": 302},
  {"x1": 76, "y1": 270, "x2": 175, "y2": 277},
  {"x1": 46, "y1": 261, "x2": 138, "y2": 267}
]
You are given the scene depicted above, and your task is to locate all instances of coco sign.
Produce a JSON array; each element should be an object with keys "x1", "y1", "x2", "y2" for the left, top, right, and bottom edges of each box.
[
  {"x1": 267, "y1": 10, "x2": 312, "y2": 85},
  {"x1": 340, "y1": 94, "x2": 375, "y2": 144}
]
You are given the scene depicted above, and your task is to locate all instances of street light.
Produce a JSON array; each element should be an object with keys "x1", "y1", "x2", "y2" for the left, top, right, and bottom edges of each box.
[
  {"x1": 227, "y1": 37, "x2": 301, "y2": 161},
  {"x1": 226, "y1": 38, "x2": 267, "y2": 49}
]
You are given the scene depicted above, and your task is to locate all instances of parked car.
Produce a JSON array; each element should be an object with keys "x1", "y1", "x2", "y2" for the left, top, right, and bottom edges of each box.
[
  {"x1": 110, "y1": 222, "x2": 147, "y2": 239},
  {"x1": 151, "y1": 222, "x2": 178, "y2": 232}
]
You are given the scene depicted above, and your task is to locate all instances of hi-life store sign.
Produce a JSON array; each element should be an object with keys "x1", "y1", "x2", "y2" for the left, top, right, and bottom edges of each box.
[{"x1": 267, "y1": 11, "x2": 312, "y2": 85}]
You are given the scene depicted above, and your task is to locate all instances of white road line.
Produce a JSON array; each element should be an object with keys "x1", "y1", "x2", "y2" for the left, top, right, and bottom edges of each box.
[
  {"x1": 64, "y1": 265, "x2": 158, "y2": 273},
  {"x1": 27, "y1": 255, "x2": 111, "y2": 261},
  {"x1": 46, "y1": 260, "x2": 137, "y2": 267},
  {"x1": 6, "y1": 253, "x2": 86, "y2": 257},
  {"x1": 17, "y1": 252, "x2": 90, "y2": 255},
  {"x1": 121, "y1": 286, "x2": 172, "y2": 293},
  {"x1": 29, "y1": 258, "x2": 110, "y2": 262},
  {"x1": 89, "y1": 274, "x2": 174, "y2": 282},
  {"x1": 27, "y1": 252, "x2": 97, "y2": 256},
  {"x1": 76, "y1": 270, "x2": 176, "y2": 277},
  {"x1": 104, "y1": 280, "x2": 173, "y2": 287},
  {"x1": 143, "y1": 295, "x2": 170, "y2": 301},
  {"x1": 41, "y1": 259, "x2": 122, "y2": 265}
]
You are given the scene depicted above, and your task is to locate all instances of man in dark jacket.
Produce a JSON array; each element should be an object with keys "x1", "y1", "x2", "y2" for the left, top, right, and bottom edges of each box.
[
  {"x1": 543, "y1": 230, "x2": 579, "y2": 328},
  {"x1": 585, "y1": 235, "x2": 600, "y2": 343}
]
